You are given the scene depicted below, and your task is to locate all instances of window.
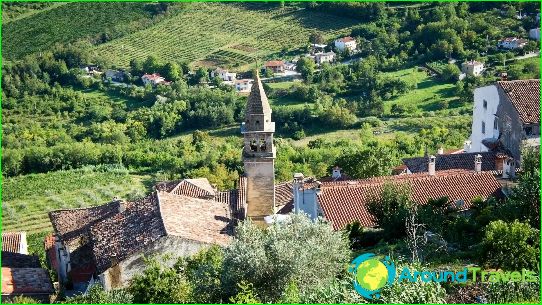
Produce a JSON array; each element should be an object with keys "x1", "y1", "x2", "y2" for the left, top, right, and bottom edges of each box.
[
  {"x1": 493, "y1": 119, "x2": 498, "y2": 130},
  {"x1": 259, "y1": 138, "x2": 266, "y2": 151},
  {"x1": 525, "y1": 127, "x2": 533, "y2": 136},
  {"x1": 482, "y1": 121, "x2": 486, "y2": 134},
  {"x1": 483, "y1": 100, "x2": 487, "y2": 109},
  {"x1": 250, "y1": 139, "x2": 258, "y2": 152}
]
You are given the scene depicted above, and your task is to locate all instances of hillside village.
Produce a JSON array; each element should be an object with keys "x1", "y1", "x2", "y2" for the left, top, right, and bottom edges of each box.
[{"x1": 1, "y1": 1, "x2": 541, "y2": 304}]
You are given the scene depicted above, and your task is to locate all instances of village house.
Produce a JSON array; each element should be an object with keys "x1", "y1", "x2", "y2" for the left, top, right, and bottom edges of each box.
[
  {"x1": 334, "y1": 36, "x2": 357, "y2": 53},
  {"x1": 142, "y1": 73, "x2": 170, "y2": 86},
  {"x1": 82, "y1": 65, "x2": 101, "y2": 76},
  {"x1": 529, "y1": 28, "x2": 540, "y2": 41},
  {"x1": 264, "y1": 60, "x2": 285, "y2": 74},
  {"x1": 461, "y1": 60, "x2": 484, "y2": 76},
  {"x1": 234, "y1": 79, "x2": 253, "y2": 93},
  {"x1": 210, "y1": 67, "x2": 237, "y2": 82},
  {"x1": 47, "y1": 72, "x2": 519, "y2": 292},
  {"x1": 465, "y1": 79, "x2": 540, "y2": 162},
  {"x1": 104, "y1": 69, "x2": 128, "y2": 82},
  {"x1": 315, "y1": 51, "x2": 336, "y2": 64},
  {"x1": 2, "y1": 232, "x2": 54, "y2": 303},
  {"x1": 497, "y1": 37, "x2": 528, "y2": 49}
]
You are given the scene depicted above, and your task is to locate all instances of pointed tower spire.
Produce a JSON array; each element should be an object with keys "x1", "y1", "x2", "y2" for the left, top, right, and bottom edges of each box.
[{"x1": 245, "y1": 71, "x2": 274, "y2": 132}]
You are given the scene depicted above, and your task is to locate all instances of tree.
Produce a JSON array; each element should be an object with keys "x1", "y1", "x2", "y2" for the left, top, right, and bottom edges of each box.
[
  {"x1": 309, "y1": 31, "x2": 325, "y2": 44},
  {"x1": 296, "y1": 57, "x2": 316, "y2": 82},
  {"x1": 129, "y1": 256, "x2": 191, "y2": 303},
  {"x1": 143, "y1": 55, "x2": 160, "y2": 73},
  {"x1": 367, "y1": 183, "x2": 412, "y2": 239},
  {"x1": 162, "y1": 62, "x2": 181, "y2": 81},
  {"x1": 65, "y1": 284, "x2": 133, "y2": 304},
  {"x1": 480, "y1": 220, "x2": 540, "y2": 270},
  {"x1": 221, "y1": 214, "x2": 350, "y2": 303},
  {"x1": 441, "y1": 64, "x2": 461, "y2": 82},
  {"x1": 335, "y1": 144, "x2": 398, "y2": 179}
]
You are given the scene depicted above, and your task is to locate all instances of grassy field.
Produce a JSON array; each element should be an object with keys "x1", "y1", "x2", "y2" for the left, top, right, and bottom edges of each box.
[
  {"x1": 2, "y1": 2, "x2": 159, "y2": 59},
  {"x1": 381, "y1": 67, "x2": 459, "y2": 112},
  {"x1": 2, "y1": 166, "x2": 152, "y2": 234},
  {"x1": 94, "y1": 2, "x2": 357, "y2": 69}
]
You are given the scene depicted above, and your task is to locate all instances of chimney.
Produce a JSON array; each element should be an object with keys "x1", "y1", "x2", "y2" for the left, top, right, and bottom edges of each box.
[
  {"x1": 292, "y1": 173, "x2": 305, "y2": 214},
  {"x1": 475, "y1": 154, "x2": 482, "y2": 173},
  {"x1": 332, "y1": 166, "x2": 342, "y2": 180},
  {"x1": 113, "y1": 197, "x2": 125, "y2": 213},
  {"x1": 437, "y1": 147, "x2": 444, "y2": 155},
  {"x1": 428, "y1": 155, "x2": 436, "y2": 176},
  {"x1": 500, "y1": 72, "x2": 508, "y2": 81},
  {"x1": 463, "y1": 140, "x2": 472, "y2": 153}
]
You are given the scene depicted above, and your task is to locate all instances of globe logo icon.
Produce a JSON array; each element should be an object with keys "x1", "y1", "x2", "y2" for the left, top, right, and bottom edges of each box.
[{"x1": 349, "y1": 253, "x2": 395, "y2": 299}]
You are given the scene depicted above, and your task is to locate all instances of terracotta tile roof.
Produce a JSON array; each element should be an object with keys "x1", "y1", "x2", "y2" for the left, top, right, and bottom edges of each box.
[
  {"x1": 155, "y1": 180, "x2": 181, "y2": 192},
  {"x1": 142, "y1": 73, "x2": 164, "y2": 81},
  {"x1": 171, "y1": 178, "x2": 216, "y2": 198},
  {"x1": 2, "y1": 232, "x2": 26, "y2": 254},
  {"x1": 337, "y1": 36, "x2": 355, "y2": 42},
  {"x1": 49, "y1": 201, "x2": 120, "y2": 249},
  {"x1": 275, "y1": 182, "x2": 294, "y2": 214},
  {"x1": 402, "y1": 152, "x2": 506, "y2": 173},
  {"x1": 318, "y1": 170, "x2": 503, "y2": 230},
  {"x1": 497, "y1": 79, "x2": 540, "y2": 124},
  {"x1": 1, "y1": 252, "x2": 40, "y2": 268},
  {"x1": 90, "y1": 193, "x2": 166, "y2": 274},
  {"x1": 1, "y1": 267, "x2": 54, "y2": 295},
  {"x1": 157, "y1": 192, "x2": 232, "y2": 246},
  {"x1": 264, "y1": 60, "x2": 284, "y2": 67}
]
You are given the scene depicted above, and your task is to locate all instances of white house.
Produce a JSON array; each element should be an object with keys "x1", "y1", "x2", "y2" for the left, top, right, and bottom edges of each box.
[
  {"x1": 334, "y1": 36, "x2": 357, "y2": 53},
  {"x1": 461, "y1": 60, "x2": 484, "y2": 76},
  {"x1": 234, "y1": 79, "x2": 253, "y2": 93},
  {"x1": 465, "y1": 80, "x2": 540, "y2": 161},
  {"x1": 210, "y1": 68, "x2": 237, "y2": 82},
  {"x1": 315, "y1": 51, "x2": 336, "y2": 64},
  {"x1": 498, "y1": 37, "x2": 528, "y2": 49},
  {"x1": 529, "y1": 28, "x2": 540, "y2": 41},
  {"x1": 142, "y1": 73, "x2": 170, "y2": 86}
]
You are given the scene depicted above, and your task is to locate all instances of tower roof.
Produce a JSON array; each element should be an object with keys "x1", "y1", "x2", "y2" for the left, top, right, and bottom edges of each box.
[{"x1": 246, "y1": 72, "x2": 272, "y2": 116}]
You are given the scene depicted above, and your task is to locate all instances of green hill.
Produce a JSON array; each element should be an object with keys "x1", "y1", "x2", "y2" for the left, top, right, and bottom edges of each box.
[{"x1": 2, "y1": 2, "x2": 161, "y2": 60}]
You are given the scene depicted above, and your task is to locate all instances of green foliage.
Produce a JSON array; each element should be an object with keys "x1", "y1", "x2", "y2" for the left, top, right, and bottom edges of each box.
[
  {"x1": 222, "y1": 214, "x2": 351, "y2": 302},
  {"x1": 379, "y1": 265, "x2": 447, "y2": 304},
  {"x1": 3, "y1": 296, "x2": 41, "y2": 304},
  {"x1": 180, "y1": 245, "x2": 224, "y2": 303},
  {"x1": 64, "y1": 284, "x2": 133, "y2": 304},
  {"x1": 367, "y1": 183, "x2": 412, "y2": 239},
  {"x1": 486, "y1": 277, "x2": 541, "y2": 303},
  {"x1": 441, "y1": 64, "x2": 461, "y2": 82},
  {"x1": 129, "y1": 256, "x2": 192, "y2": 304},
  {"x1": 335, "y1": 144, "x2": 398, "y2": 179},
  {"x1": 480, "y1": 220, "x2": 540, "y2": 271},
  {"x1": 296, "y1": 57, "x2": 316, "y2": 82},
  {"x1": 229, "y1": 281, "x2": 261, "y2": 304}
]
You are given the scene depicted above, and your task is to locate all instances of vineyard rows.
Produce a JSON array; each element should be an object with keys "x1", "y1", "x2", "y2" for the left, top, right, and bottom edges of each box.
[{"x1": 95, "y1": 2, "x2": 357, "y2": 68}]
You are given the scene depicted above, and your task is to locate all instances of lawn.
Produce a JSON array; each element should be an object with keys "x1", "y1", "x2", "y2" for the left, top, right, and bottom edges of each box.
[
  {"x1": 2, "y1": 166, "x2": 153, "y2": 234},
  {"x1": 381, "y1": 67, "x2": 459, "y2": 112}
]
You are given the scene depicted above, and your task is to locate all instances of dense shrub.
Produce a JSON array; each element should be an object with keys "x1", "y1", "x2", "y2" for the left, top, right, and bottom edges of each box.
[
  {"x1": 221, "y1": 214, "x2": 351, "y2": 302},
  {"x1": 65, "y1": 285, "x2": 133, "y2": 304}
]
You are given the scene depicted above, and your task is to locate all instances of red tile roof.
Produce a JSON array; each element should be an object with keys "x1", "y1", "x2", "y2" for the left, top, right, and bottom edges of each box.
[
  {"x1": 1, "y1": 267, "x2": 54, "y2": 295},
  {"x1": 498, "y1": 79, "x2": 540, "y2": 124},
  {"x1": 2, "y1": 232, "x2": 26, "y2": 254},
  {"x1": 337, "y1": 36, "x2": 355, "y2": 42},
  {"x1": 318, "y1": 170, "x2": 503, "y2": 230},
  {"x1": 264, "y1": 60, "x2": 284, "y2": 67},
  {"x1": 158, "y1": 192, "x2": 232, "y2": 246}
]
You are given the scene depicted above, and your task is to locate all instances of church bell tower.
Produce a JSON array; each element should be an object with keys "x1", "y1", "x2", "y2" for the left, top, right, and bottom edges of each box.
[{"x1": 241, "y1": 72, "x2": 276, "y2": 225}]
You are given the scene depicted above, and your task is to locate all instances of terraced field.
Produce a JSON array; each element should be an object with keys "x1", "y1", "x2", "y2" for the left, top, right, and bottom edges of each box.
[
  {"x1": 95, "y1": 3, "x2": 357, "y2": 69},
  {"x1": 2, "y1": 166, "x2": 152, "y2": 234}
]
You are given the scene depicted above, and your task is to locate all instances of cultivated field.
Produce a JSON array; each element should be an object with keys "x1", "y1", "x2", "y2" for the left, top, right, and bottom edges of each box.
[
  {"x1": 95, "y1": 3, "x2": 357, "y2": 69},
  {"x1": 2, "y1": 165, "x2": 151, "y2": 234}
]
